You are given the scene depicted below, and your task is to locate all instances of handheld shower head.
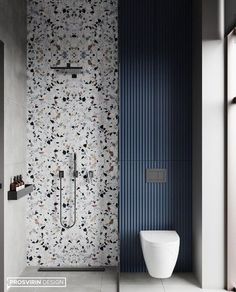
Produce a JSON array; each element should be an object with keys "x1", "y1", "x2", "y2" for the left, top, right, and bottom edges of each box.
[{"x1": 73, "y1": 152, "x2": 78, "y2": 178}]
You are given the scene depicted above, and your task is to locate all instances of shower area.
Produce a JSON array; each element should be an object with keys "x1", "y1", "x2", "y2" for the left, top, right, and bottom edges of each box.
[
  {"x1": 9, "y1": 0, "x2": 120, "y2": 290},
  {"x1": 27, "y1": 0, "x2": 118, "y2": 267}
]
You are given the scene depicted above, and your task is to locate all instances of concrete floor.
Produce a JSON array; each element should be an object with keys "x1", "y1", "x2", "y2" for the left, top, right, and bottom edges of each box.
[
  {"x1": 8, "y1": 266, "x2": 117, "y2": 292},
  {"x1": 8, "y1": 269, "x2": 227, "y2": 292},
  {"x1": 120, "y1": 273, "x2": 227, "y2": 292}
]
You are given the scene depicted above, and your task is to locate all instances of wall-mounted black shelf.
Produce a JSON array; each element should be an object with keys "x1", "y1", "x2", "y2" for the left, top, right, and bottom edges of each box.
[
  {"x1": 8, "y1": 184, "x2": 34, "y2": 200},
  {"x1": 50, "y1": 63, "x2": 82, "y2": 78},
  {"x1": 50, "y1": 65, "x2": 83, "y2": 70}
]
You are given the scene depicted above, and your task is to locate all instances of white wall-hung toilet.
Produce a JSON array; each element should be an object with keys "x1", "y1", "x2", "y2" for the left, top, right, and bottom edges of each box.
[{"x1": 140, "y1": 230, "x2": 180, "y2": 279}]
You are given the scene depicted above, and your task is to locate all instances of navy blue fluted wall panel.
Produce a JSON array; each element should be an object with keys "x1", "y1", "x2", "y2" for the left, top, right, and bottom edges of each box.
[{"x1": 119, "y1": 0, "x2": 192, "y2": 272}]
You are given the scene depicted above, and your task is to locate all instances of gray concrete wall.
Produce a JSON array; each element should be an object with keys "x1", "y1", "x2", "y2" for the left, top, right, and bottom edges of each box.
[
  {"x1": 192, "y1": 0, "x2": 202, "y2": 286},
  {"x1": 0, "y1": 40, "x2": 4, "y2": 292},
  {"x1": 0, "y1": 0, "x2": 27, "y2": 290},
  {"x1": 202, "y1": 0, "x2": 225, "y2": 288},
  {"x1": 226, "y1": 29, "x2": 236, "y2": 291},
  {"x1": 192, "y1": 0, "x2": 225, "y2": 288}
]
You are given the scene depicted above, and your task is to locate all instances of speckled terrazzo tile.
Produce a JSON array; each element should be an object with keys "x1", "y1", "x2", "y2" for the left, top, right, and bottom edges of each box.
[{"x1": 27, "y1": 0, "x2": 118, "y2": 267}]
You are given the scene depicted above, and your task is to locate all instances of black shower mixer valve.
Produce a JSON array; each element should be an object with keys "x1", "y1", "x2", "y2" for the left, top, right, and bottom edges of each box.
[{"x1": 73, "y1": 170, "x2": 79, "y2": 178}]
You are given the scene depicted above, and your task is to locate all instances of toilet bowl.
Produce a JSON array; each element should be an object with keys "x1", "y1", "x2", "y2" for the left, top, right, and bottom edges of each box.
[{"x1": 140, "y1": 230, "x2": 180, "y2": 279}]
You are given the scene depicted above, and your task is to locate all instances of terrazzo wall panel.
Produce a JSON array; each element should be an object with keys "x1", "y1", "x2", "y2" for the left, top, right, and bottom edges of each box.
[{"x1": 27, "y1": 0, "x2": 118, "y2": 267}]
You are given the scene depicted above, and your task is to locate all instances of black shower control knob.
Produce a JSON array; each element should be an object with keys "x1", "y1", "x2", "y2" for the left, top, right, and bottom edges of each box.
[
  {"x1": 88, "y1": 171, "x2": 94, "y2": 179},
  {"x1": 59, "y1": 171, "x2": 64, "y2": 178}
]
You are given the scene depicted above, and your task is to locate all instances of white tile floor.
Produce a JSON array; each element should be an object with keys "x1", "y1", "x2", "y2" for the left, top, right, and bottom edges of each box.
[
  {"x1": 8, "y1": 269, "x2": 228, "y2": 292},
  {"x1": 119, "y1": 273, "x2": 227, "y2": 292}
]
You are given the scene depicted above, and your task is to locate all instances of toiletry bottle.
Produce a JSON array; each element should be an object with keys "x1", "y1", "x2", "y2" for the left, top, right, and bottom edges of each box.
[
  {"x1": 16, "y1": 176, "x2": 21, "y2": 191},
  {"x1": 19, "y1": 175, "x2": 24, "y2": 190},
  {"x1": 15, "y1": 176, "x2": 20, "y2": 191},
  {"x1": 18, "y1": 175, "x2": 22, "y2": 190},
  {"x1": 20, "y1": 175, "x2": 25, "y2": 189},
  {"x1": 10, "y1": 177, "x2": 16, "y2": 191}
]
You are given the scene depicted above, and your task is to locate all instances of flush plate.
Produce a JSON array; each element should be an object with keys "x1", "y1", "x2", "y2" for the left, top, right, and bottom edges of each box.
[{"x1": 146, "y1": 168, "x2": 167, "y2": 183}]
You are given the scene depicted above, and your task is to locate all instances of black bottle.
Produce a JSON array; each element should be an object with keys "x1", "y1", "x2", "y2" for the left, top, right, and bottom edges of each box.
[{"x1": 10, "y1": 177, "x2": 16, "y2": 191}]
